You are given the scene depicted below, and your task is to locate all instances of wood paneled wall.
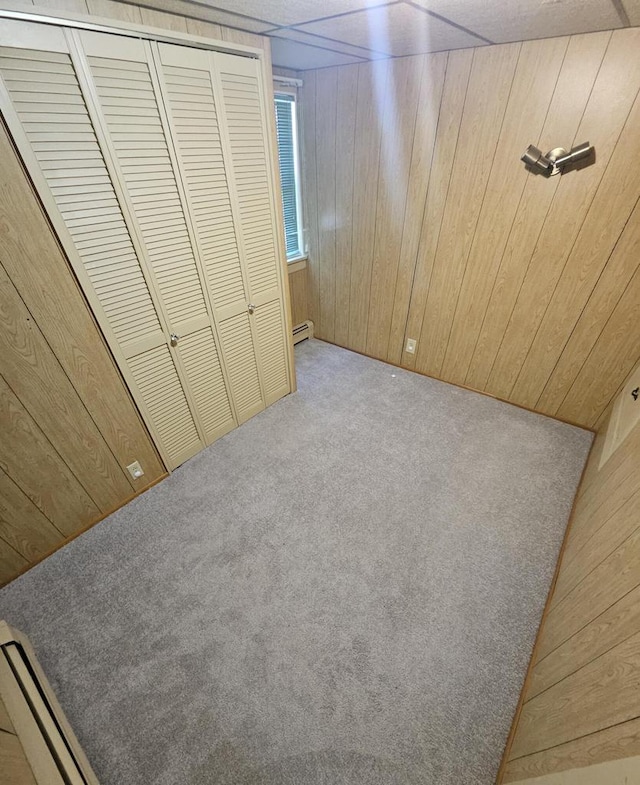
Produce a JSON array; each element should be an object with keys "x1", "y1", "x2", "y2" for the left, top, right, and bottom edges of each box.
[
  {"x1": 300, "y1": 28, "x2": 640, "y2": 429},
  {"x1": 500, "y1": 379, "x2": 640, "y2": 781},
  {"x1": 0, "y1": 0, "x2": 279, "y2": 586},
  {"x1": 288, "y1": 267, "x2": 310, "y2": 326},
  {"x1": 0, "y1": 120, "x2": 166, "y2": 586}
]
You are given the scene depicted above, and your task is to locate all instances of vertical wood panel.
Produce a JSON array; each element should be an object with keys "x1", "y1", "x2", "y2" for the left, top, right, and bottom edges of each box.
[
  {"x1": 387, "y1": 51, "x2": 447, "y2": 365},
  {"x1": 402, "y1": 48, "x2": 472, "y2": 370},
  {"x1": 487, "y1": 29, "x2": 640, "y2": 402},
  {"x1": 442, "y1": 36, "x2": 569, "y2": 384},
  {"x1": 300, "y1": 70, "x2": 319, "y2": 328},
  {"x1": 0, "y1": 471, "x2": 63, "y2": 562},
  {"x1": 0, "y1": 124, "x2": 165, "y2": 488},
  {"x1": 302, "y1": 29, "x2": 640, "y2": 429},
  {"x1": 288, "y1": 267, "x2": 309, "y2": 326},
  {"x1": 538, "y1": 196, "x2": 640, "y2": 415},
  {"x1": 555, "y1": 264, "x2": 640, "y2": 427},
  {"x1": 513, "y1": 86, "x2": 640, "y2": 408},
  {"x1": 86, "y1": 0, "x2": 142, "y2": 22},
  {"x1": 0, "y1": 262, "x2": 132, "y2": 512},
  {"x1": 139, "y1": 7, "x2": 188, "y2": 32},
  {"x1": 348, "y1": 60, "x2": 388, "y2": 353},
  {"x1": 502, "y1": 400, "x2": 640, "y2": 780},
  {"x1": 0, "y1": 541, "x2": 27, "y2": 591},
  {"x1": 333, "y1": 63, "x2": 358, "y2": 347},
  {"x1": 466, "y1": 31, "x2": 611, "y2": 392},
  {"x1": 511, "y1": 632, "x2": 640, "y2": 760},
  {"x1": 0, "y1": 375, "x2": 99, "y2": 535},
  {"x1": 315, "y1": 67, "x2": 337, "y2": 343},
  {"x1": 414, "y1": 42, "x2": 520, "y2": 378},
  {"x1": 365, "y1": 56, "x2": 423, "y2": 360}
]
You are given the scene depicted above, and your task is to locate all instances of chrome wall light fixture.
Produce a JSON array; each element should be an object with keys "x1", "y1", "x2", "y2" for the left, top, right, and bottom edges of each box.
[{"x1": 521, "y1": 141, "x2": 595, "y2": 176}]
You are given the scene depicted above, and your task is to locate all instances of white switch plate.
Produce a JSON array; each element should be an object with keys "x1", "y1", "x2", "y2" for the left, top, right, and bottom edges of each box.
[
  {"x1": 126, "y1": 461, "x2": 144, "y2": 480},
  {"x1": 405, "y1": 338, "x2": 417, "y2": 354}
]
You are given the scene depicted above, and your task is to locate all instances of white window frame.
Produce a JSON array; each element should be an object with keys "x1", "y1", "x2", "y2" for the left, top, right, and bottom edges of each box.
[{"x1": 274, "y1": 82, "x2": 306, "y2": 264}]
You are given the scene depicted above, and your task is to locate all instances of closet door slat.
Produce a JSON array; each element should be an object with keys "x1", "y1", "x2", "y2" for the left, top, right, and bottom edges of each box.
[{"x1": 0, "y1": 45, "x2": 162, "y2": 355}]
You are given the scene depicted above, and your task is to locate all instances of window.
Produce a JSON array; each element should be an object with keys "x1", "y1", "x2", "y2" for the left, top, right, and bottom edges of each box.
[{"x1": 274, "y1": 91, "x2": 304, "y2": 261}]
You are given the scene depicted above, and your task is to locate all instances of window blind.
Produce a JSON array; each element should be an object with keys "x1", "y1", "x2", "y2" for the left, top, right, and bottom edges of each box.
[{"x1": 274, "y1": 93, "x2": 301, "y2": 259}]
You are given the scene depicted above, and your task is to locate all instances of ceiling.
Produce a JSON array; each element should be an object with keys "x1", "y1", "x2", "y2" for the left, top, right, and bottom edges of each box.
[{"x1": 120, "y1": 0, "x2": 639, "y2": 69}]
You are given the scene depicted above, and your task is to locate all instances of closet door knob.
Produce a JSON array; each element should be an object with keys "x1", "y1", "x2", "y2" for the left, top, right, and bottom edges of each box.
[
  {"x1": 248, "y1": 303, "x2": 256, "y2": 315},
  {"x1": 170, "y1": 333, "x2": 180, "y2": 347}
]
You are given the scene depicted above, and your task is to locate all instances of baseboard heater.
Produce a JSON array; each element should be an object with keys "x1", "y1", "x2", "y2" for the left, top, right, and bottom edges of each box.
[
  {"x1": 0, "y1": 620, "x2": 100, "y2": 784},
  {"x1": 292, "y1": 320, "x2": 314, "y2": 345}
]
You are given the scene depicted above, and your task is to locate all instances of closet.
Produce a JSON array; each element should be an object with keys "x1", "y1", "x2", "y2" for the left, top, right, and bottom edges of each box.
[{"x1": 0, "y1": 18, "x2": 291, "y2": 470}]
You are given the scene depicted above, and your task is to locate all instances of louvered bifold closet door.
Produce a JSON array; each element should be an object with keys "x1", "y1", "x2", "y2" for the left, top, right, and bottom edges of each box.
[
  {"x1": 73, "y1": 30, "x2": 237, "y2": 453},
  {"x1": 0, "y1": 19, "x2": 207, "y2": 469},
  {"x1": 214, "y1": 52, "x2": 290, "y2": 407},
  {"x1": 153, "y1": 42, "x2": 264, "y2": 424}
]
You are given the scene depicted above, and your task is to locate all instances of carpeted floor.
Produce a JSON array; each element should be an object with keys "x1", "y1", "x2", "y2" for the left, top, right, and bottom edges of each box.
[{"x1": 0, "y1": 339, "x2": 592, "y2": 785}]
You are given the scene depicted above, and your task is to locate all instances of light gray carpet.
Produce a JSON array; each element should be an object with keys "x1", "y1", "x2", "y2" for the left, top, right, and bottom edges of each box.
[{"x1": 0, "y1": 339, "x2": 591, "y2": 785}]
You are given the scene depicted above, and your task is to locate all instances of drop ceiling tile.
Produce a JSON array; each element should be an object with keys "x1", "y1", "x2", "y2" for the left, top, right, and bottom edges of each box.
[
  {"x1": 622, "y1": 0, "x2": 640, "y2": 24},
  {"x1": 192, "y1": 0, "x2": 392, "y2": 28},
  {"x1": 412, "y1": 0, "x2": 625, "y2": 43},
  {"x1": 269, "y1": 36, "x2": 366, "y2": 70},
  {"x1": 294, "y1": 3, "x2": 485, "y2": 56},
  {"x1": 124, "y1": 0, "x2": 273, "y2": 32},
  {"x1": 272, "y1": 27, "x2": 389, "y2": 59}
]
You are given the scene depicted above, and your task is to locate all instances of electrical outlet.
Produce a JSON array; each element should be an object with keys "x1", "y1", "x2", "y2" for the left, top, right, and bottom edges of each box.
[
  {"x1": 126, "y1": 461, "x2": 144, "y2": 480},
  {"x1": 405, "y1": 338, "x2": 417, "y2": 354}
]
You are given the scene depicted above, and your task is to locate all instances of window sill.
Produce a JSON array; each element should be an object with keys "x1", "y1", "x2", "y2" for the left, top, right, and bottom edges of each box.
[{"x1": 287, "y1": 256, "x2": 308, "y2": 273}]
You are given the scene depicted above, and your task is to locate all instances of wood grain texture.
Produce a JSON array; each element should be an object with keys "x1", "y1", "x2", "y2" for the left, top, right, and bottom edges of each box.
[
  {"x1": 0, "y1": 731, "x2": 37, "y2": 785},
  {"x1": 529, "y1": 581, "x2": 640, "y2": 700},
  {"x1": 0, "y1": 124, "x2": 164, "y2": 488},
  {"x1": 415, "y1": 42, "x2": 520, "y2": 379},
  {"x1": 348, "y1": 60, "x2": 388, "y2": 353},
  {"x1": 487, "y1": 29, "x2": 640, "y2": 403},
  {"x1": 299, "y1": 69, "x2": 319, "y2": 328},
  {"x1": 537, "y1": 523, "x2": 640, "y2": 661},
  {"x1": 0, "y1": 262, "x2": 132, "y2": 512},
  {"x1": 139, "y1": 7, "x2": 188, "y2": 31},
  {"x1": 0, "y1": 540, "x2": 28, "y2": 586},
  {"x1": 503, "y1": 717, "x2": 640, "y2": 783},
  {"x1": 387, "y1": 51, "x2": 446, "y2": 365},
  {"x1": 502, "y1": 402, "x2": 640, "y2": 779},
  {"x1": 86, "y1": 0, "x2": 142, "y2": 22},
  {"x1": 442, "y1": 36, "x2": 568, "y2": 385},
  {"x1": 333, "y1": 64, "x2": 357, "y2": 348},
  {"x1": 0, "y1": 375, "x2": 99, "y2": 534},
  {"x1": 366, "y1": 56, "x2": 423, "y2": 360},
  {"x1": 510, "y1": 631, "x2": 640, "y2": 759},
  {"x1": 0, "y1": 471, "x2": 63, "y2": 562},
  {"x1": 403, "y1": 48, "x2": 472, "y2": 370},
  {"x1": 552, "y1": 486, "x2": 640, "y2": 606},
  {"x1": 513, "y1": 87, "x2": 640, "y2": 409},
  {"x1": 538, "y1": 195, "x2": 640, "y2": 418},
  {"x1": 466, "y1": 31, "x2": 610, "y2": 393},
  {"x1": 315, "y1": 67, "x2": 337, "y2": 343},
  {"x1": 288, "y1": 267, "x2": 309, "y2": 326},
  {"x1": 300, "y1": 28, "x2": 640, "y2": 427}
]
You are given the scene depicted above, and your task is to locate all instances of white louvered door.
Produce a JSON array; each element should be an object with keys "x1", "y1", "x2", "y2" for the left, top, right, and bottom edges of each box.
[
  {"x1": 0, "y1": 19, "x2": 291, "y2": 469},
  {"x1": 0, "y1": 21, "x2": 210, "y2": 469},
  {"x1": 152, "y1": 42, "x2": 265, "y2": 423},
  {"x1": 214, "y1": 52, "x2": 290, "y2": 407}
]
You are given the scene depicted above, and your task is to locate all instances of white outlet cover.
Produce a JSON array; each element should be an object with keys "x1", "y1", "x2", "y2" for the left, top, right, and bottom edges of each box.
[
  {"x1": 406, "y1": 338, "x2": 417, "y2": 354},
  {"x1": 126, "y1": 461, "x2": 144, "y2": 480}
]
